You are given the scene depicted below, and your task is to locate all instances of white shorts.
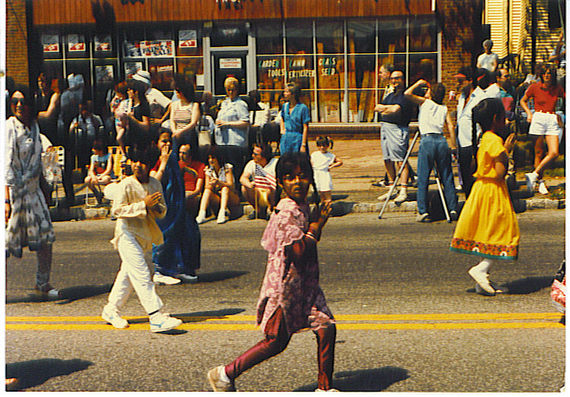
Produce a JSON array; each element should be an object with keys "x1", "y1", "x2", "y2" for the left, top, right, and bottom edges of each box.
[{"x1": 529, "y1": 112, "x2": 563, "y2": 137}]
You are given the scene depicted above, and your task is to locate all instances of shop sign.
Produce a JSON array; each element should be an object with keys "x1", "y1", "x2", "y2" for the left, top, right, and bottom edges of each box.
[
  {"x1": 319, "y1": 56, "x2": 337, "y2": 76},
  {"x1": 42, "y1": 34, "x2": 59, "y2": 53},
  {"x1": 95, "y1": 35, "x2": 112, "y2": 52},
  {"x1": 220, "y1": 58, "x2": 242, "y2": 69},
  {"x1": 259, "y1": 58, "x2": 286, "y2": 78},
  {"x1": 288, "y1": 57, "x2": 315, "y2": 79},
  {"x1": 179, "y1": 30, "x2": 198, "y2": 48},
  {"x1": 124, "y1": 40, "x2": 174, "y2": 57},
  {"x1": 68, "y1": 34, "x2": 86, "y2": 52}
]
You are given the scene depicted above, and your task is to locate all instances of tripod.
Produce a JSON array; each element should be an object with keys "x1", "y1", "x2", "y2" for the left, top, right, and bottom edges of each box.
[{"x1": 378, "y1": 131, "x2": 451, "y2": 222}]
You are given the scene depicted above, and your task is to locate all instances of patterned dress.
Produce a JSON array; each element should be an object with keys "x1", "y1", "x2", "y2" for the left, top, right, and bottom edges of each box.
[
  {"x1": 450, "y1": 131, "x2": 519, "y2": 260},
  {"x1": 257, "y1": 197, "x2": 334, "y2": 336},
  {"x1": 5, "y1": 116, "x2": 55, "y2": 257}
]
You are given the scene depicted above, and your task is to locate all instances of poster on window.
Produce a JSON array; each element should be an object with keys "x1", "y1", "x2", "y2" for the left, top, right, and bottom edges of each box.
[
  {"x1": 179, "y1": 30, "x2": 197, "y2": 48},
  {"x1": 124, "y1": 42, "x2": 143, "y2": 58},
  {"x1": 68, "y1": 34, "x2": 86, "y2": 52},
  {"x1": 220, "y1": 58, "x2": 242, "y2": 69},
  {"x1": 42, "y1": 34, "x2": 60, "y2": 53},
  {"x1": 95, "y1": 65, "x2": 114, "y2": 85},
  {"x1": 140, "y1": 40, "x2": 174, "y2": 57},
  {"x1": 125, "y1": 62, "x2": 143, "y2": 78},
  {"x1": 95, "y1": 35, "x2": 112, "y2": 52}
]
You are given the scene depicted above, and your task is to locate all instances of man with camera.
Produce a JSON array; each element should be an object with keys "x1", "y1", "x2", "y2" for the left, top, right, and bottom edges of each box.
[{"x1": 374, "y1": 70, "x2": 416, "y2": 204}]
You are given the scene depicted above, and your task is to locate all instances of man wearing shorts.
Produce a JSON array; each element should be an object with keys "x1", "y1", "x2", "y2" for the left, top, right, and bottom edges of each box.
[{"x1": 374, "y1": 70, "x2": 415, "y2": 203}]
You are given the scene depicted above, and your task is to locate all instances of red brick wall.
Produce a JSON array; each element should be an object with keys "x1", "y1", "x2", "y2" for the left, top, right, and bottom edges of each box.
[
  {"x1": 6, "y1": 0, "x2": 30, "y2": 86},
  {"x1": 438, "y1": 0, "x2": 474, "y2": 119}
]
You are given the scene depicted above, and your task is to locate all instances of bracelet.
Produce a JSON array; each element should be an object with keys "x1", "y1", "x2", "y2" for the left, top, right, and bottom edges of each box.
[{"x1": 306, "y1": 231, "x2": 318, "y2": 242}]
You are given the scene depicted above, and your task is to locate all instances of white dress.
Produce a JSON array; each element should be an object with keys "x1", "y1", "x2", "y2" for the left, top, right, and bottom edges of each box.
[
  {"x1": 311, "y1": 151, "x2": 335, "y2": 192},
  {"x1": 5, "y1": 117, "x2": 55, "y2": 257}
]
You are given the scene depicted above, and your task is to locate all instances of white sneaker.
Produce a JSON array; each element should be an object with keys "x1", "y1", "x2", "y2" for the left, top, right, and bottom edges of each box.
[
  {"x1": 525, "y1": 172, "x2": 538, "y2": 193},
  {"x1": 377, "y1": 191, "x2": 397, "y2": 201},
  {"x1": 207, "y1": 366, "x2": 236, "y2": 392},
  {"x1": 176, "y1": 273, "x2": 198, "y2": 283},
  {"x1": 217, "y1": 210, "x2": 228, "y2": 224},
  {"x1": 394, "y1": 189, "x2": 407, "y2": 204},
  {"x1": 416, "y1": 213, "x2": 429, "y2": 222},
  {"x1": 538, "y1": 180, "x2": 549, "y2": 195},
  {"x1": 102, "y1": 306, "x2": 129, "y2": 329},
  {"x1": 195, "y1": 211, "x2": 207, "y2": 224},
  {"x1": 153, "y1": 272, "x2": 181, "y2": 285},
  {"x1": 149, "y1": 312, "x2": 183, "y2": 333}
]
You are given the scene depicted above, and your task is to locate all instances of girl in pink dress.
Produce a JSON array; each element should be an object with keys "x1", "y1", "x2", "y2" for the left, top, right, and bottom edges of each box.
[{"x1": 207, "y1": 152, "x2": 337, "y2": 392}]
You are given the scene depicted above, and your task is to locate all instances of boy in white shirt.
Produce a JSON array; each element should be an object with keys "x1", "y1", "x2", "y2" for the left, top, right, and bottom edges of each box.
[
  {"x1": 102, "y1": 141, "x2": 183, "y2": 332},
  {"x1": 404, "y1": 79, "x2": 458, "y2": 222}
]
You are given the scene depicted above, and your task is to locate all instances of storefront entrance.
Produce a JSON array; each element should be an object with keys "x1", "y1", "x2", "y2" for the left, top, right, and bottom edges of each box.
[{"x1": 211, "y1": 50, "x2": 249, "y2": 96}]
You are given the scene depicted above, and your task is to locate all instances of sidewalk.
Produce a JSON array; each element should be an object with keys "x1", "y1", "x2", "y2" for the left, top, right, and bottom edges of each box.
[{"x1": 51, "y1": 138, "x2": 565, "y2": 221}]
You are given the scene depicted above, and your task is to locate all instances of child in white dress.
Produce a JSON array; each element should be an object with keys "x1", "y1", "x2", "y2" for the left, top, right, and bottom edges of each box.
[{"x1": 310, "y1": 136, "x2": 343, "y2": 203}]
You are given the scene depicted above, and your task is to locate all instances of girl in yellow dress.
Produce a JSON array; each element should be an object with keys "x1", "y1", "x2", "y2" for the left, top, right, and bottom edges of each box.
[{"x1": 450, "y1": 98, "x2": 519, "y2": 295}]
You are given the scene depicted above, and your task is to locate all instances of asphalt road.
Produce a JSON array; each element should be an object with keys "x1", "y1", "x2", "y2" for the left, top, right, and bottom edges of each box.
[{"x1": 5, "y1": 210, "x2": 566, "y2": 392}]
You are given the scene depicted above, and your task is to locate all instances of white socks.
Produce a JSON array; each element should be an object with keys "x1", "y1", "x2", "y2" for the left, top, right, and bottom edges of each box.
[{"x1": 219, "y1": 366, "x2": 230, "y2": 382}]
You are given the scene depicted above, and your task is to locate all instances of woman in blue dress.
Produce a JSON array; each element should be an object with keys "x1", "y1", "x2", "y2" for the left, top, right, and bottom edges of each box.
[
  {"x1": 279, "y1": 83, "x2": 311, "y2": 154},
  {"x1": 150, "y1": 129, "x2": 201, "y2": 284}
]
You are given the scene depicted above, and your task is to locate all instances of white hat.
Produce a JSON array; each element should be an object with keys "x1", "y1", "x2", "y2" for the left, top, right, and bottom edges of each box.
[{"x1": 133, "y1": 70, "x2": 151, "y2": 86}]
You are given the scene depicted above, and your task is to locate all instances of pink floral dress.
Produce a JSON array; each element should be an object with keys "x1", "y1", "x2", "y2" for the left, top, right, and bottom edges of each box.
[{"x1": 257, "y1": 197, "x2": 334, "y2": 336}]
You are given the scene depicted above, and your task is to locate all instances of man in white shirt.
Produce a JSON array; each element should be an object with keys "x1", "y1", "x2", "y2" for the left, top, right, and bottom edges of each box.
[
  {"x1": 239, "y1": 143, "x2": 277, "y2": 219},
  {"x1": 476, "y1": 39, "x2": 499, "y2": 73}
]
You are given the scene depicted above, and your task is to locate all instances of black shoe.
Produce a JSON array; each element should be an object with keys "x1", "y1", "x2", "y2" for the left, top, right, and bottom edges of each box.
[{"x1": 450, "y1": 210, "x2": 458, "y2": 221}]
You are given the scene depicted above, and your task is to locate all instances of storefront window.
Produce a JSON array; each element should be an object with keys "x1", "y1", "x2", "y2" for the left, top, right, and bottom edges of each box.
[
  {"x1": 409, "y1": 53, "x2": 437, "y2": 82},
  {"x1": 347, "y1": 55, "x2": 375, "y2": 122},
  {"x1": 211, "y1": 23, "x2": 248, "y2": 47},
  {"x1": 316, "y1": 21, "x2": 343, "y2": 54},
  {"x1": 256, "y1": 22, "x2": 283, "y2": 54},
  {"x1": 177, "y1": 27, "x2": 202, "y2": 56},
  {"x1": 257, "y1": 55, "x2": 286, "y2": 90},
  {"x1": 378, "y1": 18, "x2": 406, "y2": 53},
  {"x1": 286, "y1": 55, "x2": 315, "y2": 89},
  {"x1": 285, "y1": 21, "x2": 313, "y2": 54},
  {"x1": 149, "y1": 59, "x2": 174, "y2": 92},
  {"x1": 177, "y1": 58, "x2": 204, "y2": 82},
  {"x1": 347, "y1": 20, "x2": 376, "y2": 54},
  {"x1": 318, "y1": 91, "x2": 344, "y2": 123},
  {"x1": 94, "y1": 34, "x2": 115, "y2": 58},
  {"x1": 348, "y1": 89, "x2": 376, "y2": 122},
  {"x1": 409, "y1": 16, "x2": 437, "y2": 52},
  {"x1": 66, "y1": 59, "x2": 91, "y2": 96},
  {"x1": 317, "y1": 55, "x2": 344, "y2": 89}
]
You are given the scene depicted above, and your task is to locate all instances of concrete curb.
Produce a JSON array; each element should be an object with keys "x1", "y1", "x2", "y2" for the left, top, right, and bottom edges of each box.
[{"x1": 51, "y1": 197, "x2": 564, "y2": 222}]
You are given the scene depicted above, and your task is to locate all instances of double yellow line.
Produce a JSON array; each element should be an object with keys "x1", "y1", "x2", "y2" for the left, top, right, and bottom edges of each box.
[{"x1": 5, "y1": 312, "x2": 564, "y2": 331}]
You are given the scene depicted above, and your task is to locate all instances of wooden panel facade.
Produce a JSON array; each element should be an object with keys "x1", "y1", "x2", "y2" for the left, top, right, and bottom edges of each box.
[{"x1": 32, "y1": 0, "x2": 432, "y2": 26}]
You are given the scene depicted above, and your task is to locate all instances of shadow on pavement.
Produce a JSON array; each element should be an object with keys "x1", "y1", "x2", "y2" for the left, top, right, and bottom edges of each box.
[
  {"x1": 467, "y1": 276, "x2": 554, "y2": 295},
  {"x1": 5, "y1": 284, "x2": 112, "y2": 305},
  {"x1": 196, "y1": 271, "x2": 248, "y2": 283},
  {"x1": 294, "y1": 367, "x2": 409, "y2": 392},
  {"x1": 498, "y1": 276, "x2": 554, "y2": 294},
  {"x1": 6, "y1": 358, "x2": 93, "y2": 390},
  {"x1": 56, "y1": 284, "x2": 112, "y2": 304},
  {"x1": 127, "y1": 308, "x2": 246, "y2": 325}
]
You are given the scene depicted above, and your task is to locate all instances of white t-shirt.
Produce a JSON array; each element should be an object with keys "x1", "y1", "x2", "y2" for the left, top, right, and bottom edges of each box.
[
  {"x1": 477, "y1": 52, "x2": 499, "y2": 71},
  {"x1": 242, "y1": 157, "x2": 277, "y2": 180},
  {"x1": 310, "y1": 151, "x2": 336, "y2": 172},
  {"x1": 418, "y1": 99, "x2": 447, "y2": 135}
]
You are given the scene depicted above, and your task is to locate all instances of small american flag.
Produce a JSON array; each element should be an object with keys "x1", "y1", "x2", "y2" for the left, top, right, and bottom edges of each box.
[{"x1": 254, "y1": 164, "x2": 277, "y2": 190}]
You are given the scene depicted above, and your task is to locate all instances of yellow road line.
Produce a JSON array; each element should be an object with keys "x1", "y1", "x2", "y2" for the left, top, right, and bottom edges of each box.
[
  {"x1": 5, "y1": 312, "x2": 562, "y2": 323},
  {"x1": 5, "y1": 321, "x2": 564, "y2": 331}
]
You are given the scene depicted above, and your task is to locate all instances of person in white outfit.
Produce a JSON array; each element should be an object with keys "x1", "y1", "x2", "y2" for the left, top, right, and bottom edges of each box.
[
  {"x1": 310, "y1": 136, "x2": 343, "y2": 204},
  {"x1": 102, "y1": 142, "x2": 182, "y2": 332}
]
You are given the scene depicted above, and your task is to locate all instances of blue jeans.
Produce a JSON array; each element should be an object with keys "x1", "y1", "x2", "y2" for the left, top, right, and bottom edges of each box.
[
  {"x1": 416, "y1": 134, "x2": 458, "y2": 215},
  {"x1": 280, "y1": 132, "x2": 303, "y2": 154}
]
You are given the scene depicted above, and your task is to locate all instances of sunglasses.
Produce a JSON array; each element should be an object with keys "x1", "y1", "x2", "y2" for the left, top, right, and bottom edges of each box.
[{"x1": 11, "y1": 98, "x2": 27, "y2": 106}]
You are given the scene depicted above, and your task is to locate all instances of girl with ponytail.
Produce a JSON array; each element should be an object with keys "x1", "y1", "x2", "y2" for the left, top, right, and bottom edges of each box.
[{"x1": 450, "y1": 98, "x2": 519, "y2": 296}]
